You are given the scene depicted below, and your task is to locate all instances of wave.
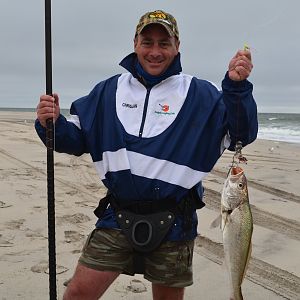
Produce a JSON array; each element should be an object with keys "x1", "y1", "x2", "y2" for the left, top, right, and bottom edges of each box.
[{"x1": 258, "y1": 127, "x2": 300, "y2": 144}]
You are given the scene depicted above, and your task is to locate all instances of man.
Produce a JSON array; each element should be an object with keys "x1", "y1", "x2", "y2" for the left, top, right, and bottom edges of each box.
[{"x1": 36, "y1": 10, "x2": 257, "y2": 300}]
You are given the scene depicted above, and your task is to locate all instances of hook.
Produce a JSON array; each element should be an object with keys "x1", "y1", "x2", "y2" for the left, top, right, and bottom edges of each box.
[{"x1": 231, "y1": 141, "x2": 248, "y2": 167}]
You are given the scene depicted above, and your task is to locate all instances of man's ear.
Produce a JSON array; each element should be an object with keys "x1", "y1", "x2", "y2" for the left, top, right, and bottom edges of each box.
[
  {"x1": 134, "y1": 36, "x2": 138, "y2": 50},
  {"x1": 176, "y1": 39, "x2": 180, "y2": 51}
]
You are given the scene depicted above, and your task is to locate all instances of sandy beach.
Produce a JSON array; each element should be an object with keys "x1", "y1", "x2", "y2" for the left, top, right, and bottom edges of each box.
[{"x1": 0, "y1": 110, "x2": 299, "y2": 300}]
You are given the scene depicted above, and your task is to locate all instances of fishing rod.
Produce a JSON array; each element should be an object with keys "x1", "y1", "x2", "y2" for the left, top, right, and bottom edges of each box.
[{"x1": 45, "y1": 0, "x2": 57, "y2": 299}]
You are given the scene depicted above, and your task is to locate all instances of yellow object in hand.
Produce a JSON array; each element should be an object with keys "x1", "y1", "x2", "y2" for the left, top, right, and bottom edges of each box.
[{"x1": 244, "y1": 43, "x2": 250, "y2": 51}]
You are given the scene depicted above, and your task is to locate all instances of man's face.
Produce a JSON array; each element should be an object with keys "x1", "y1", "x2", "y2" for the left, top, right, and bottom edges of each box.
[{"x1": 134, "y1": 24, "x2": 180, "y2": 76}]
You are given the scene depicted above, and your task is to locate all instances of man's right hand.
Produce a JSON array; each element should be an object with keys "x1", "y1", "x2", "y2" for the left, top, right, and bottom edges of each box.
[{"x1": 36, "y1": 93, "x2": 60, "y2": 128}]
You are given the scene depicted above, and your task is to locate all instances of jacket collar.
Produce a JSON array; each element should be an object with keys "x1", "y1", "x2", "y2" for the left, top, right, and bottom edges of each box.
[{"x1": 119, "y1": 52, "x2": 182, "y2": 87}]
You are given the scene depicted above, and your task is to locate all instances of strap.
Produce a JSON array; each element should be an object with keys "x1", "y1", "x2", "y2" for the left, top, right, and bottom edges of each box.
[
  {"x1": 93, "y1": 194, "x2": 111, "y2": 218},
  {"x1": 114, "y1": 197, "x2": 178, "y2": 215},
  {"x1": 94, "y1": 186, "x2": 205, "y2": 219},
  {"x1": 132, "y1": 252, "x2": 145, "y2": 274}
]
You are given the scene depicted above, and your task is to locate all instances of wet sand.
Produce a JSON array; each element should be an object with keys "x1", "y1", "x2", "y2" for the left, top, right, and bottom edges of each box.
[{"x1": 0, "y1": 111, "x2": 299, "y2": 299}]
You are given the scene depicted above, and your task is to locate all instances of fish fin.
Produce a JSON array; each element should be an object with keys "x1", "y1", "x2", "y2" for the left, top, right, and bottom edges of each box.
[
  {"x1": 221, "y1": 214, "x2": 228, "y2": 231},
  {"x1": 210, "y1": 214, "x2": 222, "y2": 229},
  {"x1": 242, "y1": 240, "x2": 252, "y2": 281}
]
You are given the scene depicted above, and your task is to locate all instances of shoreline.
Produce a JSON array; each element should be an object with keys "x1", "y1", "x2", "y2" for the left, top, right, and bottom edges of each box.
[
  {"x1": 0, "y1": 111, "x2": 299, "y2": 299},
  {"x1": 1, "y1": 110, "x2": 300, "y2": 146}
]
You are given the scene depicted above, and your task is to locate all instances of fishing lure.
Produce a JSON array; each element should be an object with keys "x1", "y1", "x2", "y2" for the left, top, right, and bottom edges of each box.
[{"x1": 244, "y1": 43, "x2": 250, "y2": 51}]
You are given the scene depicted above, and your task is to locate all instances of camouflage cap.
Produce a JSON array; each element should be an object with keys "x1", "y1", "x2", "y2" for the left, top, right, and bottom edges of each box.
[{"x1": 135, "y1": 10, "x2": 179, "y2": 39}]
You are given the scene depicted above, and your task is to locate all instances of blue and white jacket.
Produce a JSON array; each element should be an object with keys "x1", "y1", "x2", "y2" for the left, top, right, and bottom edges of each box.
[{"x1": 35, "y1": 53, "x2": 258, "y2": 241}]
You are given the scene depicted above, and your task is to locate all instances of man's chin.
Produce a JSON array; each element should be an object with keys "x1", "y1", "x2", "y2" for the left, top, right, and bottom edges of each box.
[{"x1": 146, "y1": 66, "x2": 165, "y2": 76}]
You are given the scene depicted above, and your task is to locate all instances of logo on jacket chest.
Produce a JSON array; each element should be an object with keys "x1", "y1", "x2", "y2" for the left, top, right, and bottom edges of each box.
[
  {"x1": 155, "y1": 103, "x2": 175, "y2": 115},
  {"x1": 122, "y1": 102, "x2": 138, "y2": 109}
]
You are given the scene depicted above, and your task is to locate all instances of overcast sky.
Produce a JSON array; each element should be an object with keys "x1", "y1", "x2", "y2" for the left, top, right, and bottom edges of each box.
[{"x1": 1, "y1": 0, "x2": 299, "y2": 113}]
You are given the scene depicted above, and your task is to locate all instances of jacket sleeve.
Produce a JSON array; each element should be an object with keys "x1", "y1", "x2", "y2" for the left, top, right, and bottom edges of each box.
[
  {"x1": 221, "y1": 72, "x2": 258, "y2": 151},
  {"x1": 35, "y1": 113, "x2": 88, "y2": 156}
]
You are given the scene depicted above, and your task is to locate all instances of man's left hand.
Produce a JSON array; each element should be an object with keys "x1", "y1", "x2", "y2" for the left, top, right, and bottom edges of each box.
[{"x1": 228, "y1": 49, "x2": 253, "y2": 81}]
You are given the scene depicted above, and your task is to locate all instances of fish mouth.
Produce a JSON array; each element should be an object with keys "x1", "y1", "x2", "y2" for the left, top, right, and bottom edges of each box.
[{"x1": 230, "y1": 166, "x2": 244, "y2": 176}]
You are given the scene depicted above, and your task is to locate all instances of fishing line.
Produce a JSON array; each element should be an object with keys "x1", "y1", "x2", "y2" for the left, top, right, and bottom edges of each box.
[{"x1": 230, "y1": 43, "x2": 252, "y2": 168}]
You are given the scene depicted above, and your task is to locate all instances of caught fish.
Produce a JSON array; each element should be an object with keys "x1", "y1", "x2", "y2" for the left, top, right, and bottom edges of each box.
[{"x1": 212, "y1": 166, "x2": 253, "y2": 300}]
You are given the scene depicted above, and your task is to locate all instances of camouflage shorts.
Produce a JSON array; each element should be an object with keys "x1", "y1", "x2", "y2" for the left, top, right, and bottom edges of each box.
[{"x1": 79, "y1": 228, "x2": 194, "y2": 288}]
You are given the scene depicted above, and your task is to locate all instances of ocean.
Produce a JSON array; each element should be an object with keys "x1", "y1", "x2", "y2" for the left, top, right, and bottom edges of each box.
[
  {"x1": 258, "y1": 113, "x2": 300, "y2": 144},
  {"x1": 0, "y1": 108, "x2": 299, "y2": 144}
]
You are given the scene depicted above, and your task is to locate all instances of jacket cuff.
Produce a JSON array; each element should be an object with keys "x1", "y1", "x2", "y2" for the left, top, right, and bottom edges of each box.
[
  {"x1": 222, "y1": 71, "x2": 252, "y2": 91},
  {"x1": 34, "y1": 114, "x2": 66, "y2": 137}
]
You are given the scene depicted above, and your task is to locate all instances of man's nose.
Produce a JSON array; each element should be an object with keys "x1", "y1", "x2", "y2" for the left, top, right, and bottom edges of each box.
[{"x1": 149, "y1": 44, "x2": 162, "y2": 57}]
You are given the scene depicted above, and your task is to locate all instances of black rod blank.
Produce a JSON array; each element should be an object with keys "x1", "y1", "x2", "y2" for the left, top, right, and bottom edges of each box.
[{"x1": 45, "y1": 0, "x2": 57, "y2": 299}]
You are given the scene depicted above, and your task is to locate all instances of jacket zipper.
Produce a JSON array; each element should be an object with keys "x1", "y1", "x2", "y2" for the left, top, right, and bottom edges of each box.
[{"x1": 139, "y1": 87, "x2": 151, "y2": 137}]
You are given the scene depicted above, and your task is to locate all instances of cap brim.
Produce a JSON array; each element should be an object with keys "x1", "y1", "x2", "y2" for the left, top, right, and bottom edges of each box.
[{"x1": 138, "y1": 21, "x2": 175, "y2": 37}]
